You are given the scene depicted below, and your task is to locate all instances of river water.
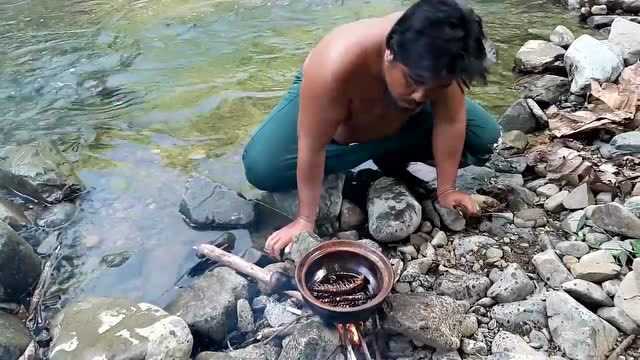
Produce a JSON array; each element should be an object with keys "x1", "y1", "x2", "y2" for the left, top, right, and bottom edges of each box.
[{"x1": 1, "y1": 0, "x2": 583, "y2": 309}]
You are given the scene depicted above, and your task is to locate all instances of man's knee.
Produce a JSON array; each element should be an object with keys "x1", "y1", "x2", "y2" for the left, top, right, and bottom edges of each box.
[
  {"x1": 464, "y1": 105, "x2": 502, "y2": 166},
  {"x1": 242, "y1": 145, "x2": 295, "y2": 192}
]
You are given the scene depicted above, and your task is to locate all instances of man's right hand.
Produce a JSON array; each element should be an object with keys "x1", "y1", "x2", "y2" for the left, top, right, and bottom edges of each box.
[{"x1": 264, "y1": 217, "x2": 315, "y2": 259}]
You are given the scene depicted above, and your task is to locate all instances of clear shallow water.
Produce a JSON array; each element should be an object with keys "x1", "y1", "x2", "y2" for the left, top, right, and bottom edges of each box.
[{"x1": 1, "y1": 0, "x2": 584, "y2": 307}]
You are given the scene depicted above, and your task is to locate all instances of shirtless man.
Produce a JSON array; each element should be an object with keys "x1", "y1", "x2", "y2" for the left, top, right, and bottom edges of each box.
[{"x1": 242, "y1": 0, "x2": 501, "y2": 258}]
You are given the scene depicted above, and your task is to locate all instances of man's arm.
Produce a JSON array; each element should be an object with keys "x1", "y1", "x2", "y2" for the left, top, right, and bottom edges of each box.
[{"x1": 431, "y1": 82, "x2": 478, "y2": 215}]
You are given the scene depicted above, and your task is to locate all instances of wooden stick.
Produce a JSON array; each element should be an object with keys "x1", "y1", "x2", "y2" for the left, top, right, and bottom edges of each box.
[
  {"x1": 607, "y1": 335, "x2": 636, "y2": 360},
  {"x1": 196, "y1": 243, "x2": 272, "y2": 284}
]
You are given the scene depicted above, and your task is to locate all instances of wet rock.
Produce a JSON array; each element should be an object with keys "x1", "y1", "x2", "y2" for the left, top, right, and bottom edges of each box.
[
  {"x1": 562, "y1": 183, "x2": 594, "y2": 210},
  {"x1": 591, "y1": 202, "x2": 640, "y2": 238},
  {"x1": 431, "y1": 231, "x2": 448, "y2": 247},
  {"x1": 180, "y1": 176, "x2": 254, "y2": 229},
  {"x1": 196, "y1": 343, "x2": 280, "y2": 360},
  {"x1": 624, "y1": 195, "x2": 640, "y2": 217},
  {"x1": 615, "y1": 270, "x2": 640, "y2": 325},
  {"x1": 545, "y1": 190, "x2": 569, "y2": 212},
  {"x1": 257, "y1": 174, "x2": 344, "y2": 235},
  {"x1": 264, "y1": 299, "x2": 298, "y2": 328},
  {"x1": 453, "y1": 235, "x2": 496, "y2": 258},
  {"x1": 0, "y1": 312, "x2": 30, "y2": 360},
  {"x1": 546, "y1": 291, "x2": 619, "y2": 360},
  {"x1": 608, "y1": 18, "x2": 640, "y2": 65},
  {"x1": 461, "y1": 315, "x2": 479, "y2": 337},
  {"x1": 284, "y1": 231, "x2": 322, "y2": 264},
  {"x1": 533, "y1": 249, "x2": 573, "y2": 288},
  {"x1": 550, "y1": 25, "x2": 576, "y2": 48},
  {"x1": 515, "y1": 40, "x2": 565, "y2": 73},
  {"x1": 597, "y1": 307, "x2": 640, "y2": 334},
  {"x1": 368, "y1": 177, "x2": 421, "y2": 242},
  {"x1": 585, "y1": 232, "x2": 609, "y2": 249},
  {"x1": 517, "y1": 75, "x2": 570, "y2": 107},
  {"x1": 0, "y1": 198, "x2": 30, "y2": 229},
  {"x1": 36, "y1": 202, "x2": 76, "y2": 228},
  {"x1": 461, "y1": 338, "x2": 488, "y2": 356},
  {"x1": 487, "y1": 264, "x2": 534, "y2": 303},
  {"x1": 499, "y1": 99, "x2": 538, "y2": 134},
  {"x1": 562, "y1": 279, "x2": 613, "y2": 307},
  {"x1": 562, "y1": 210, "x2": 586, "y2": 233},
  {"x1": 339, "y1": 199, "x2": 364, "y2": 231},
  {"x1": 0, "y1": 140, "x2": 83, "y2": 202},
  {"x1": 502, "y1": 130, "x2": 528, "y2": 151},
  {"x1": 491, "y1": 298, "x2": 548, "y2": 334},
  {"x1": 237, "y1": 299, "x2": 254, "y2": 333},
  {"x1": 166, "y1": 267, "x2": 248, "y2": 343},
  {"x1": 514, "y1": 208, "x2": 547, "y2": 227},
  {"x1": 602, "y1": 279, "x2": 621, "y2": 297},
  {"x1": 0, "y1": 222, "x2": 42, "y2": 302},
  {"x1": 50, "y1": 297, "x2": 193, "y2": 360},
  {"x1": 564, "y1": 34, "x2": 624, "y2": 94},
  {"x1": 536, "y1": 183, "x2": 560, "y2": 197},
  {"x1": 435, "y1": 273, "x2": 491, "y2": 304},
  {"x1": 383, "y1": 294, "x2": 465, "y2": 351},
  {"x1": 556, "y1": 241, "x2": 590, "y2": 257},
  {"x1": 491, "y1": 331, "x2": 547, "y2": 359},
  {"x1": 434, "y1": 201, "x2": 465, "y2": 231}
]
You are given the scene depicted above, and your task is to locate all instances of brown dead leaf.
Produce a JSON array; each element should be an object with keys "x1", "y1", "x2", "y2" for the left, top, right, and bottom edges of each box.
[
  {"x1": 619, "y1": 62, "x2": 640, "y2": 95},
  {"x1": 548, "y1": 110, "x2": 631, "y2": 137},
  {"x1": 591, "y1": 80, "x2": 637, "y2": 114}
]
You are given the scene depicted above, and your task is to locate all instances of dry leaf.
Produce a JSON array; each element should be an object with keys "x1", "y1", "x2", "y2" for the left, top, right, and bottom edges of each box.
[{"x1": 548, "y1": 110, "x2": 631, "y2": 137}]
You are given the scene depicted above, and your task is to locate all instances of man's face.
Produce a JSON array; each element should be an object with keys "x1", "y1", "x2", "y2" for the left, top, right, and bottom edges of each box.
[{"x1": 382, "y1": 50, "x2": 451, "y2": 111}]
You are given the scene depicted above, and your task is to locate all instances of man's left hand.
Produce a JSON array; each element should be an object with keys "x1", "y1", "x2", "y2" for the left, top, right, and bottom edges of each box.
[{"x1": 438, "y1": 190, "x2": 479, "y2": 217}]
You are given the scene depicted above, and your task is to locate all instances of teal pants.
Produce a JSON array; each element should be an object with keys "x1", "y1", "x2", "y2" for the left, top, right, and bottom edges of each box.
[{"x1": 242, "y1": 71, "x2": 501, "y2": 192}]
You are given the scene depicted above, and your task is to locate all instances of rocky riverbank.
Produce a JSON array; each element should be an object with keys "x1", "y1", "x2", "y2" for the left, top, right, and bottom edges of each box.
[{"x1": 2, "y1": 9, "x2": 640, "y2": 360}]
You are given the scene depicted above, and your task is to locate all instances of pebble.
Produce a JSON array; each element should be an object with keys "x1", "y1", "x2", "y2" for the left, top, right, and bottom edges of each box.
[
  {"x1": 561, "y1": 279, "x2": 613, "y2": 307},
  {"x1": 536, "y1": 183, "x2": 560, "y2": 197},
  {"x1": 562, "y1": 183, "x2": 594, "y2": 210},
  {"x1": 572, "y1": 262, "x2": 621, "y2": 282},
  {"x1": 475, "y1": 297, "x2": 496, "y2": 307},
  {"x1": 461, "y1": 315, "x2": 479, "y2": 337},
  {"x1": 409, "y1": 234, "x2": 428, "y2": 248},
  {"x1": 485, "y1": 247, "x2": 504, "y2": 259},
  {"x1": 461, "y1": 339, "x2": 488, "y2": 356},
  {"x1": 420, "y1": 221, "x2": 433, "y2": 234},
  {"x1": 544, "y1": 190, "x2": 569, "y2": 212},
  {"x1": 561, "y1": 210, "x2": 586, "y2": 234},
  {"x1": 398, "y1": 245, "x2": 418, "y2": 260},
  {"x1": 596, "y1": 192, "x2": 613, "y2": 204},
  {"x1": 527, "y1": 178, "x2": 550, "y2": 191},
  {"x1": 602, "y1": 279, "x2": 621, "y2": 297},
  {"x1": 585, "y1": 232, "x2": 609, "y2": 248},
  {"x1": 529, "y1": 330, "x2": 549, "y2": 350},
  {"x1": 563, "y1": 255, "x2": 579, "y2": 268},
  {"x1": 236, "y1": 299, "x2": 255, "y2": 333}
]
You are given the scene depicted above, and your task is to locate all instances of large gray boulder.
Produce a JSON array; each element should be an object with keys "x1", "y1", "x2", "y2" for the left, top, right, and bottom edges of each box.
[
  {"x1": 609, "y1": 131, "x2": 640, "y2": 158},
  {"x1": 517, "y1": 74, "x2": 570, "y2": 106},
  {"x1": 180, "y1": 176, "x2": 254, "y2": 229},
  {"x1": 591, "y1": 203, "x2": 640, "y2": 238},
  {"x1": 49, "y1": 297, "x2": 193, "y2": 360},
  {"x1": 0, "y1": 312, "x2": 31, "y2": 360},
  {"x1": 0, "y1": 222, "x2": 42, "y2": 302},
  {"x1": 515, "y1": 40, "x2": 565, "y2": 73},
  {"x1": 491, "y1": 298, "x2": 548, "y2": 334},
  {"x1": 546, "y1": 291, "x2": 619, "y2": 360},
  {"x1": 487, "y1": 264, "x2": 534, "y2": 303},
  {"x1": 196, "y1": 343, "x2": 280, "y2": 360},
  {"x1": 608, "y1": 18, "x2": 640, "y2": 65},
  {"x1": 367, "y1": 177, "x2": 421, "y2": 242},
  {"x1": 166, "y1": 267, "x2": 249, "y2": 343},
  {"x1": 564, "y1": 34, "x2": 625, "y2": 94},
  {"x1": 499, "y1": 99, "x2": 538, "y2": 134},
  {"x1": 0, "y1": 140, "x2": 83, "y2": 202},
  {"x1": 383, "y1": 294, "x2": 465, "y2": 351}
]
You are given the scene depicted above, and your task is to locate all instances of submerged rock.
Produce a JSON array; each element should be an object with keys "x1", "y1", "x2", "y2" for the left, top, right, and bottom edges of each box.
[
  {"x1": 547, "y1": 291, "x2": 618, "y2": 360},
  {"x1": 0, "y1": 140, "x2": 83, "y2": 203},
  {"x1": 383, "y1": 294, "x2": 465, "y2": 351},
  {"x1": 0, "y1": 222, "x2": 42, "y2": 302},
  {"x1": 515, "y1": 40, "x2": 565, "y2": 73},
  {"x1": 0, "y1": 312, "x2": 31, "y2": 360},
  {"x1": 564, "y1": 34, "x2": 624, "y2": 94},
  {"x1": 180, "y1": 176, "x2": 254, "y2": 229},
  {"x1": 166, "y1": 267, "x2": 248, "y2": 344},
  {"x1": 367, "y1": 177, "x2": 421, "y2": 242},
  {"x1": 49, "y1": 297, "x2": 193, "y2": 360}
]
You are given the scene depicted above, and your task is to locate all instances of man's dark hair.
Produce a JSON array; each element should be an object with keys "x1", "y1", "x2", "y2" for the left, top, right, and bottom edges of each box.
[{"x1": 386, "y1": 0, "x2": 489, "y2": 89}]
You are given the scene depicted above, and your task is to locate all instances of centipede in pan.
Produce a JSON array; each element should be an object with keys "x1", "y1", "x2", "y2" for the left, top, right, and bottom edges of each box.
[{"x1": 309, "y1": 271, "x2": 373, "y2": 308}]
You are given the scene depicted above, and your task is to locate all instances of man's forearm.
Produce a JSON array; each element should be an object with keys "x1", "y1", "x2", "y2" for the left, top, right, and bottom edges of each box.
[
  {"x1": 433, "y1": 119, "x2": 466, "y2": 195},
  {"x1": 296, "y1": 148, "x2": 325, "y2": 223}
]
